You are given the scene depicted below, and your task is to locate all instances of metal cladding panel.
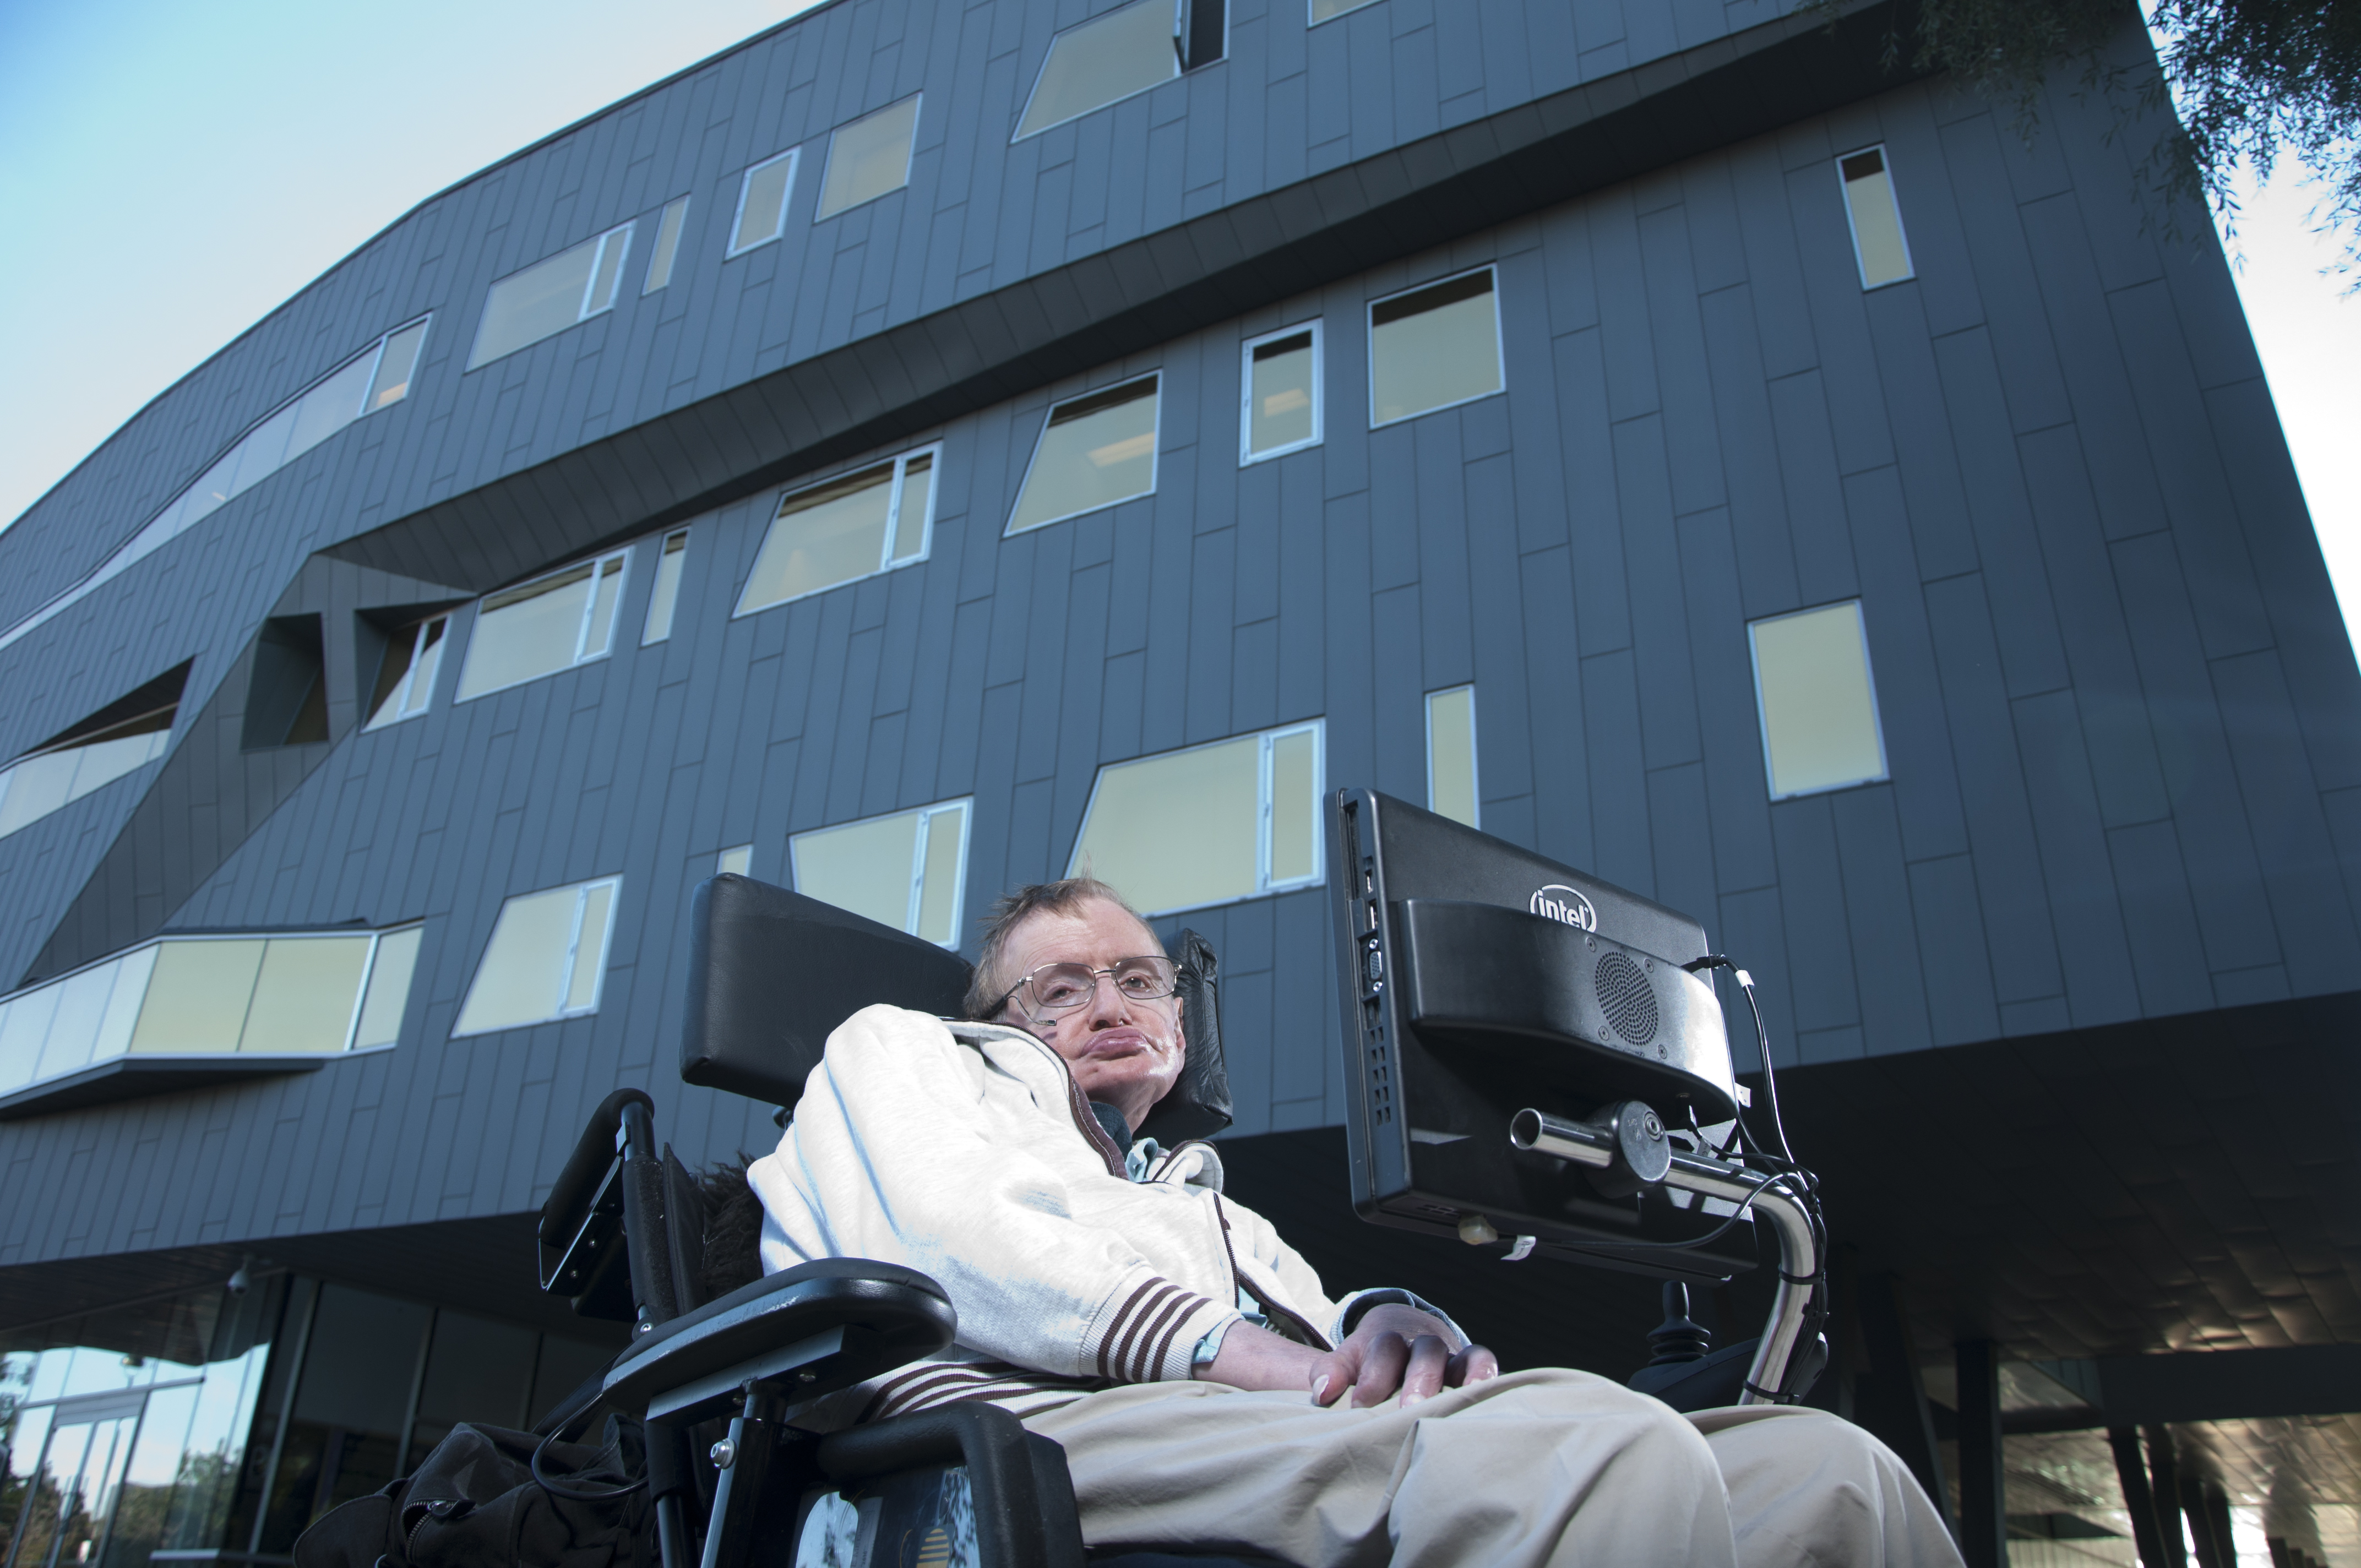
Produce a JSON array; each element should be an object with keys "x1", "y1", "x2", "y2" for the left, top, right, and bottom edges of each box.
[{"x1": 0, "y1": 0, "x2": 2349, "y2": 1350}]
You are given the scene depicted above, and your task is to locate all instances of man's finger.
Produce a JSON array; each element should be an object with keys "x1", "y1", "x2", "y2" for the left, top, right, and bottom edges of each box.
[
  {"x1": 1352, "y1": 1331, "x2": 1410, "y2": 1407},
  {"x1": 1398, "y1": 1335, "x2": 1452, "y2": 1404},
  {"x1": 1445, "y1": 1344, "x2": 1502, "y2": 1387}
]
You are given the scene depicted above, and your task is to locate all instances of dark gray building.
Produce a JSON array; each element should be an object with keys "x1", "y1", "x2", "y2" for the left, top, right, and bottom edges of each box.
[{"x1": 1, "y1": 0, "x2": 2354, "y2": 1561}]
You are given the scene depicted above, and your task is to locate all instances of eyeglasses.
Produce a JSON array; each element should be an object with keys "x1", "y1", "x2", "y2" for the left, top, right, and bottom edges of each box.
[{"x1": 990, "y1": 955, "x2": 1179, "y2": 1019}]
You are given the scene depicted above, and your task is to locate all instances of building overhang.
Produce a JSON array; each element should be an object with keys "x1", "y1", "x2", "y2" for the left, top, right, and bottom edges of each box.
[{"x1": 0, "y1": 1053, "x2": 325, "y2": 1121}]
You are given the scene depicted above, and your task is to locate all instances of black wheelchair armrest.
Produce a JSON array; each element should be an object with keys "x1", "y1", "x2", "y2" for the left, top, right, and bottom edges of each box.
[
  {"x1": 818, "y1": 1404, "x2": 1086, "y2": 1568},
  {"x1": 602, "y1": 1259, "x2": 955, "y2": 1424}
]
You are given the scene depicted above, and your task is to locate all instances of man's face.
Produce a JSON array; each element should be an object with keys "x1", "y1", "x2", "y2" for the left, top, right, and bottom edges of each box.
[{"x1": 993, "y1": 896, "x2": 1186, "y2": 1131}]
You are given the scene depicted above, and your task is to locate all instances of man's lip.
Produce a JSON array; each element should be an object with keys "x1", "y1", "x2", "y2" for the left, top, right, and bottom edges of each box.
[{"x1": 1079, "y1": 1030, "x2": 1150, "y2": 1058}]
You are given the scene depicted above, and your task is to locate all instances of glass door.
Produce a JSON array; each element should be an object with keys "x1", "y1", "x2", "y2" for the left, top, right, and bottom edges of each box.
[{"x1": 1, "y1": 1392, "x2": 144, "y2": 1568}]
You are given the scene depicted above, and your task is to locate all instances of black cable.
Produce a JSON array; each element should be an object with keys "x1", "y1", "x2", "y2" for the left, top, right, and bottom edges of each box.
[
  {"x1": 530, "y1": 1425, "x2": 646, "y2": 1502},
  {"x1": 1733, "y1": 971, "x2": 1798, "y2": 1170}
]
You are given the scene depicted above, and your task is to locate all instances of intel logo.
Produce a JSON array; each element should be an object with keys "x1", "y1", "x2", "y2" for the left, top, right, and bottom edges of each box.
[{"x1": 1530, "y1": 884, "x2": 1597, "y2": 931}]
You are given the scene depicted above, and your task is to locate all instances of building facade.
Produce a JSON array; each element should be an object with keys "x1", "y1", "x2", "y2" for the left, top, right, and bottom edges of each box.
[{"x1": 3, "y1": 0, "x2": 2357, "y2": 1559}]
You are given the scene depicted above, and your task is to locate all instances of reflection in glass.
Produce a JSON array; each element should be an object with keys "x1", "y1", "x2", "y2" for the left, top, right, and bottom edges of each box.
[
  {"x1": 0, "y1": 705, "x2": 175, "y2": 840},
  {"x1": 468, "y1": 225, "x2": 630, "y2": 369},
  {"x1": 453, "y1": 878, "x2": 621, "y2": 1035},
  {"x1": 351, "y1": 927, "x2": 421, "y2": 1050},
  {"x1": 364, "y1": 616, "x2": 447, "y2": 730},
  {"x1": 1015, "y1": 0, "x2": 1179, "y2": 139},
  {"x1": 1266, "y1": 726, "x2": 1320, "y2": 885},
  {"x1": 1007, "y1": 379, "x2": 1159, "y2": 534},
  {"x1": 731, "y1": 151, "x2": 798, "y2": 254},
  {"x1": 238, "y1": 938, "x2": 374, "y2": 1056},
  {"x1": 716, "y1": 845, "x2": 753, "y2": 877},
  {"x1": 128, "y1": 941, "x2": 266, "y2": 1055},
  {"x1": 790, "y1": 801, "x2": 970, "y2": 947},
  {"x1": 1243, "y1": 328, "x2": 1319, "y2": 461},
  {"x1": 1310, "y1": 0, "x2": 1381, "y2": 21},
  {"x1": 818, "y1": 97, "x2": 921, "y2": 220},
  {"x1": 644, "y1": 197, "x2": 690, "y2": 293},
  {"x1": 1072, "y1": 737, "x2": 1263, "y2": 916},
  {"x1": 455, "y1": 552, "x2": 629, "y2": 701},
  {"x1": 1838, "y1": 146, "x2": 1914, "y2": 288},
  {"x1": 1425, "y1": 685, "x2": 1478, "y2": 828},
  {"x1": 738, "y1": 451, "x2": 935, "y2": 616},
  {"x1": 1369, "y1": 270, "x2": 1503, "y2": 426},
  {"x1": 643, "y1": 531, "x2": 690, "y2": 644},
  {"x1": 1749, "y1": 601, "x2": 1888, "y2": 799},
  {"x1": 366, "y1": 321, "x2": 428, "y2": 412}
]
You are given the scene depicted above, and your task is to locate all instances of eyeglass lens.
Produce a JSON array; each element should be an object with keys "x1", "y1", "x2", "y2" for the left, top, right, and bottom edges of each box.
[{"x1": 1028, "y1": 957, "x2": 1176, "y2": 1011}]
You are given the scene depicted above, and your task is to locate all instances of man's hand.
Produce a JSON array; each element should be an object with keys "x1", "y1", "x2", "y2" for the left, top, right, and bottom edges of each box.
[
  {"x1": 1308, "y1": 1303, "x2": 1500, "y2": 1408},
  {"x1": 1197, "y1": 1304, "x2": 1499, "y2": 1407}
]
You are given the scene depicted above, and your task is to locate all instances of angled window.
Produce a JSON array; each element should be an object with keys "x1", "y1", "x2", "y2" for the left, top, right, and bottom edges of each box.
[
  {"x1": 643, "y1": 196, "x2": 690, "y2": 293},
  {"x1": 1310, "y1": 0, "x2": 1380, "y2": 21},
  {"x1": 818, "y1": 97, "x2": 921, "y2": 220},
  {"x1": 453, "y1": 878, "x2": 621, "y2": 1035},
  {"x1": 366, "y1": 319, "x2": 428, "y2": 412},
  {"x1": 1014, "y1": 0, "x2": 1179, "y2": 139},
  {"x1": 1370, "y1": 268, "x2": 1503, "y2": 427},
  {"x1": 467, "y1": 224, "x2": 634, "y2": 370},
  {"x1": 791, "y1": 800, "x2": 972, "y2": 948},
  {"x1": 1241, "y1": 322, "x2": 1321, "y2": 464},
  {"x1": 643, "y1": 530, "x2": 692, "y2": 644},
  {"x1": 0, "y1": 667, "x2": 186, "y2": 840},
  {"x1": 455, "y1": 551, "x2": 630, "y2": 701},
  {"x1": 716, "y1": 845, "x2": 753, "y2": 877},
  {"x1": 1426, "y1": 684, "x2": 1479, "y2": 828},
  {"x1": 1749, "y1": 601, "x2": 1889, "y2": 799},
  {"x1": 363, "y1": 614, "x2": 450, "y2": 731},
  {"x1": 1007, "y1": 378, "x2": 1158, "y2": 535},
  {"x1": 1069, "y1": 721, "x2": 1323, "y2": 917},
  {"x1": 1837, "y1": 145, "x2": 1914, "y2": 290},
  {"x1": 738, "y1": 448, "x2": 937, "y2": 614},
  {"x1": 242, "y1": 615, "x2": 329, "y2": 750},
  {"x1": 729, "y1": 150, "x2": 799, "y2": 256},
  {"x1": 0, "y1": 923, "x2": 423, "y2": 1106}
]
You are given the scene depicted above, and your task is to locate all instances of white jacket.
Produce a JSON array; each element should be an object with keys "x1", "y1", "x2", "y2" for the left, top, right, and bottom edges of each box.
[{"x1": 748, "y1": 1005, "x2": 1426, "y2": 1423}]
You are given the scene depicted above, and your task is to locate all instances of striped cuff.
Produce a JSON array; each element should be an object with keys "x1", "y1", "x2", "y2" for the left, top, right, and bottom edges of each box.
[{"x1": 1085, "y1": 1271, "x2": 1237, "y2": 1383}]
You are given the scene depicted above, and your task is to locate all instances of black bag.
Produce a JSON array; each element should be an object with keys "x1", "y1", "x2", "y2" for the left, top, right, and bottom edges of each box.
[{"x1": 293, "y1": 1419, "x2": 652, "y2": 1568}]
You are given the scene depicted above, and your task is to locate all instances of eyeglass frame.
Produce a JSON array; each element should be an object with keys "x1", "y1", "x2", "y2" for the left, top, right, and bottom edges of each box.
[{"x1": 985, "y1": 955, "x2": 1180, "y2": 1021}]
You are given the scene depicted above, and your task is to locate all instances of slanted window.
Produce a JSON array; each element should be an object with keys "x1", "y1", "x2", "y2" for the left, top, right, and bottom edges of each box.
[
  {"x1": 453, "y1": 878, "x2": 621, "y2": 1035},
  {"x1": 0, "y1": 924, "x2": 423, "y2": 1103},
  {"x1": 455, "y1": 551, "x2": 630, "y2": 701},
  {"x1": 1069, "y1": 721, "x2": 1323, "y2": 917},
  {"x1": 1370, "y1": 268, "x2": 1503, "y2": 427},
  {"x1": 643, "y1": 530, "x2": 690, "y2": 644},
  {"x1": 243, "y1": 615, "x2": 330, "y2": 750},
  {"x1": 363, "y1": 615, "x2": 450, "y2": 731},
  {"x1": 644, "y1": 197, "x2": 690, "y2": 293},
  {"x1": 716, "y1": 845, "x2": 753, "y2": 877},
  {"x1": 1749, "y1": 601, "x2": 1889, "y2": 799},
  {"x1": 737, "y1": 448, "x2": 937, "y2": 614},
  {"x1": 1241, "y1": 322, "x2": 1321, "y2": 463},
  {"x1": 1310, "y1": 0, "x2": 1380, "y2": 21},
  {"x1": 818, "y1": 97, "x2": 921, "y2": 220},
  {"x1": 467, "y1": 224, "x2": 634, "y2": 370},
  {"x1": 1014, "y1": 0, "x2": 1179, "y2": 139},
  {"x1": 1837, "y1": 146, "x2": 1914, "y2": 289},
  {"x1": 0, "y1": 667, "x2": 186, "y2": 840},
  {"x1": 790, "y1": 800, "x2": 972, "y2": 948},
  {"x1": 1426, "y1": 685, "x2": 1478, "y2": 828},
  {"x1": 729, "y1": 150, "x2": 799, "y2": 256},
  {"x1": 1007, "y1": 378, "x2": 1158, "y2": 535}
]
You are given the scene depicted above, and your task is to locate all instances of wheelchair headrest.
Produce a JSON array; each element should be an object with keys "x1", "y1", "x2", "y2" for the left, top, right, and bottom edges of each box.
[{"x1": 678, "y1": 874, "x2": 1232, "y2": 1143}]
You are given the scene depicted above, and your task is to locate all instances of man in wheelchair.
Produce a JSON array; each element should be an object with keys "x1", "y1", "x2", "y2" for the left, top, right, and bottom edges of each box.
[{"x1": 745, "y1": 876, "x2": 1960, "y2": 1567}]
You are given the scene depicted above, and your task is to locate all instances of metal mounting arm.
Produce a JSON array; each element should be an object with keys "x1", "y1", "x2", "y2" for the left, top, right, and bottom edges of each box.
[{"x1": 1509, "y1": 1107, "x2": 1820, "y2": 1404}]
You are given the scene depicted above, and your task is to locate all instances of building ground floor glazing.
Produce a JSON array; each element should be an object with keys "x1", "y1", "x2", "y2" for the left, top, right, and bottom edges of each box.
[{"x1": 0, "y1": 1276, "x2": 609, "y2": 1568}]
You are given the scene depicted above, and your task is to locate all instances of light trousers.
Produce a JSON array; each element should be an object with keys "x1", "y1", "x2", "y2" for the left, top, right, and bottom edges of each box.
[{"x1": 1023, "y1": 1368, "x2": 1963, "y2": 1567}]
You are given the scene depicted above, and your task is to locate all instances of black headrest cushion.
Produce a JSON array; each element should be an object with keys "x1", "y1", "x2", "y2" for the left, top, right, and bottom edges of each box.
[{"x1": 678, "y1": 874, "x2": 1233, "y2": 1142}]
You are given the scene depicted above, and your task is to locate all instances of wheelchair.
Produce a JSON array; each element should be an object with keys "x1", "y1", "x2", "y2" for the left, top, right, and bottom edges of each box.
[{"x1": 531, "y1": 873, "x2": 1275, "y2": 1568}]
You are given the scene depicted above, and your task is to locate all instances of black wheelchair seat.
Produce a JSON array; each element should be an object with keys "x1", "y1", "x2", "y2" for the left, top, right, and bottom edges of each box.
[{"x1": 602, "y1": 1258, "x2": 955, "y2": 1423}]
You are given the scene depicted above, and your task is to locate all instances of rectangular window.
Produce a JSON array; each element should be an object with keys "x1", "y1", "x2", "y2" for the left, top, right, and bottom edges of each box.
[
  {"x1": 1426, "y1": 684, "x2": 1479, "y2": 828},
  {"x1": 1069, "y1": 721, "x2": 1324, "y2": 917},
  {"x1": 642, "y1": 530, "x2": 690, "y2": 644},
  {"x1": 1837, "y1": 146, "x2": 1914, "y2": 289},
  {"x1": 0, "y1": 703, "x2": 176, "y2": 841},
  {"x1": 363, "y1": 615, "x2": 449, "y2": 731},
  {"x1": 728, "y1": 150, "x2": 799, "y2": 256},
  {"x1": 455, "y1": 551, "x2": 630, "y2": 701},
  {"x1": 790, "y1": 799, "x2": 972, "y2": 948},
  {"x1": 467, "y1": 224, "x2": 634, "y2": 370},
  {"x1": 453, "y1": 878, "x2": 621, "y2": 1035},
  {"x1": 1241, "y1": 322, "x2": 1321, "y2": 463},
  {"x1": 366, "y1": 319, "x2": 428, "y2": 412},
  {"x1": 737, "y1": 448, "x2": 937, "y2": 614},
  {"x1": 1007, "y1": 377, "x2": 1158, "y2": 535},
  {"x1": 1749, "y1": 601, "x2": 1889, "y2": 799},
  {"x1": 1370, "y1": 268, "x2": 1504, "y2": 427},
  {"x1": 716, "y1": 845, "x2": 753, "y2": 877},
  {"x1": 643, "y1": 195, "x2": 690, "y2": 293},
  {"x1": 0, "y1": 924, "x2": 422, "y2": 1098},
  {"x1": 817, "y1": 97, "x2": 921, "y2": 220},
  {"x1": 1014, "y1": 0, "x2": 1179, "y2": 139},
  {"x1": 1310, "y1": 0, "x2": 1379, "y2": 21}
]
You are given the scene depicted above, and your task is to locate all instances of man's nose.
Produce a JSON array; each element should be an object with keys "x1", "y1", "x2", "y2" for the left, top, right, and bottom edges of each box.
[{"x1": 1084, "y1": 973, "x2": 1131, "y2": 1024}]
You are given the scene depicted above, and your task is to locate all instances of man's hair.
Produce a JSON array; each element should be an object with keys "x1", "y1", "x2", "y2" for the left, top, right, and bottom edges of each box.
[{"x1": 964, "y1": 876, "x2": 1158, "y2": 1020}]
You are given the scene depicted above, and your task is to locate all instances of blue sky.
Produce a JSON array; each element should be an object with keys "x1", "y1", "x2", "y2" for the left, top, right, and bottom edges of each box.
[{"x1": 2, "y1": 0, "x2": 2355, "y2": 653}]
